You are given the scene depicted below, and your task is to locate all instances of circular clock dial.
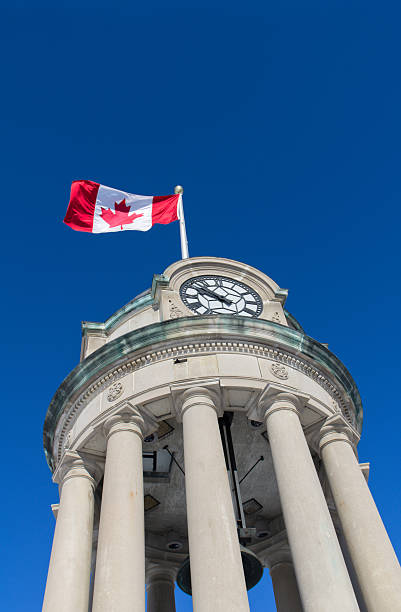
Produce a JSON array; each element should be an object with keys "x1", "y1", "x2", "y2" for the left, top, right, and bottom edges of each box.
[{"x1": 179, "y1": 275, "x2": 263, "y2": 318}]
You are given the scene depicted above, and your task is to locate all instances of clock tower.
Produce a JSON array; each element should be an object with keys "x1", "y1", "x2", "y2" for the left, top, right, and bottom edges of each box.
[{"x1": 42, "y1": 257, "x2": 401, "y2": 612}]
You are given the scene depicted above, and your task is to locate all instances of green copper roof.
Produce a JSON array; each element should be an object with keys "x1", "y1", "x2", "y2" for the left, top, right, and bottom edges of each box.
[{"x1": 44, "y1": 315, "x2": 362, "y2": 471}]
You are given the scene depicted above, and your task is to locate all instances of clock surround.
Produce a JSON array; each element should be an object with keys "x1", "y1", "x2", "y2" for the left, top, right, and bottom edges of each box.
[{"x1": 179, "y1": 275, "x2": 263, "y2": 318}]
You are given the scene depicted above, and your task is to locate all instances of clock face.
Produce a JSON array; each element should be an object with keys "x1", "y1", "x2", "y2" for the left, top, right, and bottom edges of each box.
[{"x1": 179, "y1": 275, "x2": 263, "y2": 318}]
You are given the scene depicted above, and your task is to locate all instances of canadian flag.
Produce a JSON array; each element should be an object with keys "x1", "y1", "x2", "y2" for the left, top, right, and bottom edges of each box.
[{"x1": 64, "y1": 180, "x2": 180, "y2": 233}]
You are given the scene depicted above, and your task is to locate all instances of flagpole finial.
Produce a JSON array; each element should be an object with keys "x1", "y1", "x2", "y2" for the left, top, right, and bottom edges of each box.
[{"x1": 174, "y1": 185, "x2": 184, "y2": 195}]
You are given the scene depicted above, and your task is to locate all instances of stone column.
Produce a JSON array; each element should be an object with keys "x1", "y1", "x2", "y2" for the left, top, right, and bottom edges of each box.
[
  {"x1": 146, "y1": 564, "x2": 177, "y2": 612},
  {"x1": 87, "y1": 527, "x2": 98, "y2": 612},
  {"x1": 88, "y1": 488, "x2": 101, "y2": 612},
  {"x1": 336, "y1": 524, "x2": 368, "y2": 612},
  {"x1": 175, "y1": 384, "x2": 249, "y2": 612},
  {"x1": 92, "y1": 408, "x2": 149, "y2": 612},
  {"x1": 266, "y1": 546, "x2": 303, "y2": 612},
  {"x1": 320, "y1": 414, "x2": 401, "y2": 612},
  {"x1": 259, "y1": 393, "x2": 358, "y2": 612},
  {"x1": 42, "y1": 451, "x2": 96, "y2": 612}
]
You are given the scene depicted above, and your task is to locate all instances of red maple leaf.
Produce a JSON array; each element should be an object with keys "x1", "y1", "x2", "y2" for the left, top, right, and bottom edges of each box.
[{"x1": 100, "y1": 199, "x2": 144, "y2": 230}]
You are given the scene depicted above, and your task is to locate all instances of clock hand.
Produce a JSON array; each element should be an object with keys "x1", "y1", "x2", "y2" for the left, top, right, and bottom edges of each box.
[{"x1": 193, "y1": 284, "x2": 232, "y2": 305}]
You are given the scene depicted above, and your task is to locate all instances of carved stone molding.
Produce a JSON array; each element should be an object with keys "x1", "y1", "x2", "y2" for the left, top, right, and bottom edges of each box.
[
  {"x1": 168, "y1": 300, "x2": 184, "y2": 320},
  {"x1": 90, "y1": 402, "x2": 158, "y2": 446},
  {"x1": 102, "y1": 404, "x2": 155, "y2": 440},
  {"x1": 54, "y1": 341, "x2": 356, "y2": 464},
  {"x1": 270, "y1": 362, "x2": 289, "y2": 380},
  {"x1": 264, "y1": 543, "x2": 293, "y2": 570},
  {"x1": 52, "y1": 450, "x2": 103, "y2": 488},
  {"x1": 319, "y1": 413, "x2": 360, "y2": 451},
  {"x1": 106, "y1": 382, "x2": 124, "y2": 402},
  {"x1": 145, "y1": 562, "x2": 178, "y2": 584},
  {"x1": 171, "y1": 379, "x2": 222, "y2": 421},
  {"x1": 249, "y1": 385, "x2": 310, "y2": 423}
]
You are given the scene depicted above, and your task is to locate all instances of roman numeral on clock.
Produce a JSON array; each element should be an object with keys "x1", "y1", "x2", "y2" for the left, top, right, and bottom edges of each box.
[{"x1": 243, "y1": 307, "x2": 257, "y2": 315}]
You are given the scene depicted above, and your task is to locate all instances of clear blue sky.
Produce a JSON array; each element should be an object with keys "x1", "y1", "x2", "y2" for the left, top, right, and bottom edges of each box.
[{"x1": 1, "y1": 2, "x2": 400, "y2": 610}]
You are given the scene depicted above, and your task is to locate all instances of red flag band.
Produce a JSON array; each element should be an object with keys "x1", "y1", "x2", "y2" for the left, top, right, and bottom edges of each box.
[{"x1": 64, "y1": 180, "x2": 179, "y2": 233}]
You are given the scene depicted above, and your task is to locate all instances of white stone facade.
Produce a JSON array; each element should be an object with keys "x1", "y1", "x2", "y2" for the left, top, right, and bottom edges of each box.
[{"x1": 42, "y1": 257, "x2": 401, "y2": 612}]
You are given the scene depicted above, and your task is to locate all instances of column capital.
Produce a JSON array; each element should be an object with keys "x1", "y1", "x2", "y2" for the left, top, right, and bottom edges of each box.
[
  {"x1": 264, "y1": 542, "x2": 293, "y2": 570},
  {"x1": 171, "y1": 379, "x2": 221, "y2": 421},
  {"x1": 103, "y1": 403, "x2": 156, "y2": 441},
  {"x1": 52, "y1": 450, "x2": 101, "y2": 489},
  {"x1": 248, "y1": 383, "x2": 309, "y2": 423},
  {"x1": 146, "y1": 562, "x2": 178, "y2": 585},
  {"x1": 319, "y1": 414, "x2": 360, "y2": 452}
]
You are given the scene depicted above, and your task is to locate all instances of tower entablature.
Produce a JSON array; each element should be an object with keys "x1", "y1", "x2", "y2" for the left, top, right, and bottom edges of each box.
[{"x1": 44, "y1": 257, "x2": 361, "y2": 474}]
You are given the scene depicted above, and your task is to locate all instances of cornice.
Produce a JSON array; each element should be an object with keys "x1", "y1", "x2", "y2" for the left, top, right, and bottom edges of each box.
[
  {"x1": 44, "y1": 315, "x2": 362, "y2": 472},
  {"x1": 283, "y1": 309, "x2": 304, "y2": 333}
]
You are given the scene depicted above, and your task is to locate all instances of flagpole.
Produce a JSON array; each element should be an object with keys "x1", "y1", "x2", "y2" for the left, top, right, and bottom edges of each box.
[{"x1": 175, "y1": 185, "x2": 189, "y2": 259}]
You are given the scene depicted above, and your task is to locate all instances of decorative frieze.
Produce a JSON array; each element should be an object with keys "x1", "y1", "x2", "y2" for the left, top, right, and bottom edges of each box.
[
  {"x1": 54, "y1": 340, "x2": 356, "y2": 464},
  {"x1": 270, "y1": 362, "x2": 289, "y2": 380},
  {"x1": 107, "y1": 382, "x2": 124, "y2": 402}
]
